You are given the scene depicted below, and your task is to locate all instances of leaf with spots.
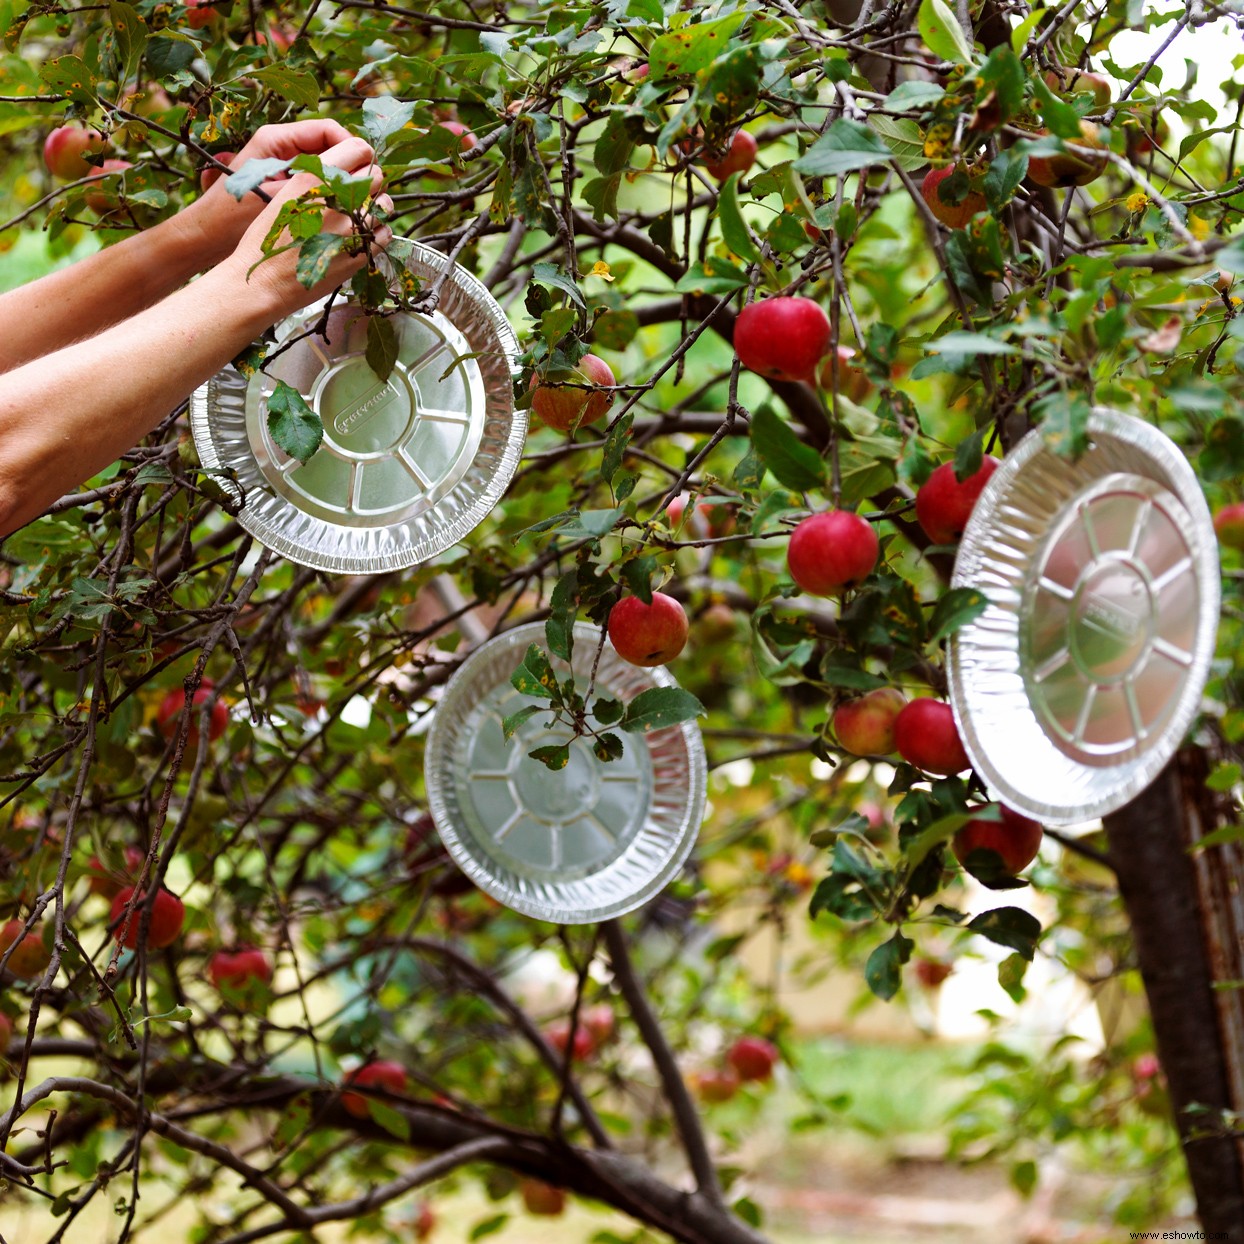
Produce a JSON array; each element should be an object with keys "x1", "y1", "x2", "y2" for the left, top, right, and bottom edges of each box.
[
  {"x1": 511, "y1": 644, "x2": 562, "y2": 704},
  {"x1": 648, "y1": 13, "x2": 748, "y2": 81},
  {"x1": 266, "y1": 380, "x2": 323, "y2": 464},
  {"x1": 529, "y1": 743, "x2": 570, "y2": 770},
  {"x1": 620, "y1": 687, "x2": 705, "y2": 734}
]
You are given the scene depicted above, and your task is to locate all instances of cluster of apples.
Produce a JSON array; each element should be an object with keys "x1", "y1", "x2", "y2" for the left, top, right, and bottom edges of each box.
[
  {"x1": 695, "y1": 1034, "x2": 779, "y2": 1103},
  {"x1": 43, "y1": 124, "x2": 132, "y2": 213}
]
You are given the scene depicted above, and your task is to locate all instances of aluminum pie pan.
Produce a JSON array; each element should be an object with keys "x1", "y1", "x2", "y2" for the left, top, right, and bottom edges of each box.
[
  {"x1": 190, "y1": 237, "x2": 522, "y2": 574},
  {"x1": 947, "y1": 409, "x2": 1220, "y2": 827},
  {"x1": 424, "y1": 622, "x2": 707, "y2": 924}
]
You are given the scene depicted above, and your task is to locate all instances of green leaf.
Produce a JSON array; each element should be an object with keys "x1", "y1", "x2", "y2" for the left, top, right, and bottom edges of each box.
[
  {"x1": 594, "y1": 111, "x2": 636, "y2": 176},
  {"x1": 885, "y1": 81, "x2": 945, "y2": 110},
  {"x1": 226, "y1": 157, "x2": 292, "y2": 201},
  {"x1": 267, "y1": 380, "x2": 323, "y2": 464},
  {"x1": 750, "y1": 406, "x2": 826, "y2": 492},
  {"x1": 968, "y1": 907, "x2": 1041, "y2": 959},
  {"x1": 531, "y1": 262, "x2": 585, "y2": 309},
  {"x1": 146, "y1": 34, "x2": 197, "y2": 77},
  {"x1": 593, "y1": 732, "x2": 625, "y2": 762},
  {"x1": 869, "y1": 115, "x2": 926, "y2": 172},
  {"x1": 529, "y1": 743, "x2": 571, "y2": 770},
  {"x1": 977, "y1": 45, "x2": 1025, "y2": 124},
  {"x1": 251, "y1": 66, "x2": 320, "y2": 108},
  {"x1": 501, "y1": 704, "x2": 542, "y2": 740},
  {"x1": 365, "y1": 317, "x2": 399, "y2": 383},
  {"x1": 953, "y1": 427, "x2": 986, "y2": 479},
  {"x1": 1030, "y1": 73, "x2": 1084, "y2": 139},
  {"x1": 621, "y1": 556, "x2": 655, "y2": 604},
  {"x1": 717, "y1": 172, "x2": 760, "y2": 263},
  {"x1": 648, "y1": 13, "x2": 748, "y2": 80},
  {"x1": 366, "y1": 1098, "x2": 410, "y2": 1142},
  {"x1": 546, "y1": 571, "x2": 577, "y2": 661},
  {"x1": 983, "y1": 147, "x2": 1028, "y2": 211},
  {"x1": 999, "y1": 954, "x2": 1030, "y2": 1005},
  {"x1": 793, "y1": 119, "x2": 892, "y2": 177},
  {"x1": 593, "y1": 697, "x2": 624, "y2": 727},
  {"x1": 1207, "y1": 762, "x2": 1242, "y2": 794},
  {"x1": 1009, "y1": 7, "x2": 1045, "y2": 54},
  {"x1": 108, "y1": 2, "x2": 147, "y2": 84},
  {"x1": 1192, "y1": 823, "x2": 1244, "y2": 851},
  {"x1": 363, "y1": 96, "x2": 416, "y2": 146},
  {"x1": 1200, "y1": 418, "x2": 1244, "y2": 482},
  {"x1": 39, "y1": 56, "x2": 97, "y2": 106},
  {"x1": 929, "y1": 587, "x2": 988, "y2": 643},
  {"x1": 865, "y1": 931, "x2": 914, "y2": 1001},
  {"x1": 918, "y1": 0, "x2": 974, "y2": 65},
  {"x1": 674, "y1": 258, "x2": 750, "y2": 294},
  {"x1": 511, "y1": 643, "x2": 559, "y2": 699},
  {"x1": 469, "y1": 1213, "x2": 509, "y2": 1240},
  {"x1": 620, "y1": 687, "x2": 706, "y2": 734},
  {"x1": 927, "y1": 331, "x2": 1017, "y2": 356},
  {"x1": 601, "y1": 412, "x2": 633, "y2": 486},
  {"x1": 294, "y1": 233, "x2": 345, "y2": 290}
]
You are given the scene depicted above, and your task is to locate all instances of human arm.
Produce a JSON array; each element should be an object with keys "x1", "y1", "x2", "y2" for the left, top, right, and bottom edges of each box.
[
  {"x1": 0, "y1": 120, "x2": 357, "y2": 374},
  {"x1": 0, "y1": 135, "x2": 388, "y2": 539}
]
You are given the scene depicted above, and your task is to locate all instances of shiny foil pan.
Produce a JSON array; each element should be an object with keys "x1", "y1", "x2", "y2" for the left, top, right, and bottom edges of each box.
[
  {"x1": 424, "y1": 622, "x2": 708, "y2": 924},
  {"x1": 948, "y1": 409, "x2": 1221, "y2": 826},
  {"x1": 190, "y1": 238, "x2": 522, "y2": 574}
]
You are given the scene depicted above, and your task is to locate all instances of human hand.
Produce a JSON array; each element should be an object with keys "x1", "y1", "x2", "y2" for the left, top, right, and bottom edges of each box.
[
  {"x1": 218, "y1": 133, "x2": 393, "y2": 320},
  {"x1": 176, "y1": 119, "x2": 370, "y2": 268}
]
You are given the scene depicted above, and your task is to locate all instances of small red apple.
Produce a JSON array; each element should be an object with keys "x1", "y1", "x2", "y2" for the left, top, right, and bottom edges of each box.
[
  {"x1": 815, "y1": 345, "x2": 873, "y2": 402},
  {"x1": 342, "y1": 1059, "x2": 410, "y2": 1118},
  {"x1": 914, "y1": 957, "x2": 953, "y2": 989},
  {"x1": 893, "y1": 698, "x2": 970, "y2": 776},
  {"x1": 437, "y1": 119, "x2": 477, "y2": 153},
  {"x1": 734, "y1": 296, "x2": 832, "y2": 383},
  {"x1": 110, "y1": 886, "x2": 185, "y2": 950},
  {"x1": 786, "y1": 510, "x2": 879, "y2": 595},
  {"x1": 208, "y1": 946, "x2": 273, "y2": 1002},
  {"x1": 184, "y1": 0, "x2": 221, "y2": 29},
  {"x1": 607, "y1": 592, "x2": 689, "y2": 666},
  {"x1": 920, "y1": 166, "x2": 987, "y2": 229},
  {"x1": 43, "y1": 125, "x2": 106, "y2": 179},
  {"x1": 833, "y1": 688, "x2": 908, "y2": 757},
  {"x1": 529, "y1": 354, "x2": 615, "y2": 432},
  {"x1": 1027, "y1": 121, "x2": 1108, "y2": 188},
  {"x1": 696, "y1": 1066, "x2": 741, "y2": 1102},
  {"x1": 1213, "y1": 503, "x2": 1244, "y2": 550},
  {"x1": 83, "y1": 159, "x2": 133, "y2": 213},
  {"x1": 0, "y1": 1011, "x2": 12, "y2": 1049},
  {"x1": 519, "y1": 1178, "x2": 567, "y2": 1217},
  {"x1": 545, "y1": 1019, "x2": 594, "y2": 1061},
  {"x1": 0, "y1": 919, "x2": 51, "y2": 980},
  {"x1": 254, "y1": 23, "x2": 296, "y2": 51},
  {"x1": 726, "y1": 1035, "x2": 779, "y2": 1082},
  {"x1": 702, "y1": 130, "x2": 758, "y2": 181},
  {"x1": 914, "y1": 457, "x2": 999, "y2": 545},
  {"x1": 156, "y1": 680, "x2": 229, "y2": 747},
  {"x1": 953, "y1": 804, "x2": 1043, "y2": 875},
  {"x1": 412, "y1": 1201, "x2": 436, "y2": 1240}
]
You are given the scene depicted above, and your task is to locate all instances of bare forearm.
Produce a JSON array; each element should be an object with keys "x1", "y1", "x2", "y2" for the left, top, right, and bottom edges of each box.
[
  {"x1": 0, "y1": 259, "x2": 281, "y2": 538},
  {"x1": 0, "y1": 212, "x2": 212, "y2": 374}
]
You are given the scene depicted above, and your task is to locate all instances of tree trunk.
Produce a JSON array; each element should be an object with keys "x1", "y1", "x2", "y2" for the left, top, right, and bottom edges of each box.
[{"x1": 1104, "y1": 746, "x2": 1244, "y2": 1240}]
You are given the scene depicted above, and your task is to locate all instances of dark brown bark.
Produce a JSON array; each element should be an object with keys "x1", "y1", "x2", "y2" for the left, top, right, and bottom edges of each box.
[{"x1": 1104, "y1": 748, "x2": 1244, "y2": 1241}]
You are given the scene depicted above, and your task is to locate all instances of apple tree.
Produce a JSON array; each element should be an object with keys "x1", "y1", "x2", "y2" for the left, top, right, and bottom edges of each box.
[{"x1": 0, "y1": 0, "x2": 1243, "y2": 1239}]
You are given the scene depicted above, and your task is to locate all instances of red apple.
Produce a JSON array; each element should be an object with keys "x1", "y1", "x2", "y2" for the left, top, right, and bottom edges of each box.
[
  {"x1": 111, "y1": 887, "x2": 185, "y2": 950},
  {"x1": 86, "y1": 844, "x2": 146, "y2": 899},
  {"x1": 43, "y1": 125, "x2": 106, "y2": 179},
  {"x1": 914, "y1": 957, "x2": 953, "y2": 988},
  {"x1": 815, "y1": 345, "x2": 872, "y2": 402},
  {"x1": 83, "y1": 159, "x2": 133, "y2": 213},
  {"x1": 1214, "y1": 503, "x2": 1244, "y2": 550},
  {"x1": 786, "y1": 510, "x2": 879, "y2": 595},
  {"x1": 519, "y1": 1178, "x2": 566, "y2": 1217},
  {"x1": 0, "y1": 1011, "x2": 12, "y2": 1049},
  {"x1": 0, "y1": 919, "x2": 51, "y2": 979},
  {"x1": 726, "y1": 1035, "x2": 779, "y2": 1082},
  {"x1": 1027, "y1": 121, "x2": 1108, "y2": 188},
  {"x1": 208, "y1": 946, "x2": 273, "y2": 1002},
  {"x1": 529, "y1": 353, "x2": 615, "y2": 432},
  {"x1": 696, "y1": 1067, "x2": 741, "y2": 1102},
  {"x1": 953, "y1": 804, "x2": 1044, "y2": 875},
  {"x1": 702, "y1": 130, "x2": 758, "y2": 182},
  {"x1": 255, "y1": 24, "x2": 296, "y2": 51},
  {"x1": 833, "y1": 688, "x2": 908, "y2": 757},
  {"x1": 914, "y1": 457, "x2": 999, "y2": 545},
  {"x1": 582, "y1": 1004, "x2": 616, "y2": 1048},
  {"x1": 920, "y1": 166, "x2": 987, "y2": 228},
  {"x1": 156, "y1": 680, "x2": 229, "y2": 747},
  {"x1": 184, "y1": 0, "x2": 220, "y2": 29},
  {"x1": 607, "y1": 592, "x2": 688, "y2": 666},
  {"x1": 1124, "y1": 113, "x2": 1170, "y2": 159},
  {"x1": 437, "y1": 119, "x2": 477, "y2": 152},
  {"x1": 545, "y1": 1019, "x2": 594, "y2": 1061},
  {"x1": 342, "y1": 1059, "x2": 410, "y2": 1118},
  {"x1": 1043, "y1": 66, "x2": 1112, "y2": 108},
  {"x1": 734, "y1": 296, "x2": 832, "y2": 383},
  {"x1": 893, "y1": 698, "x2": 970, "y2": 776},
  {"x1": 413, "y1": 1202, "x2": 436, "y2": 1240}
]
